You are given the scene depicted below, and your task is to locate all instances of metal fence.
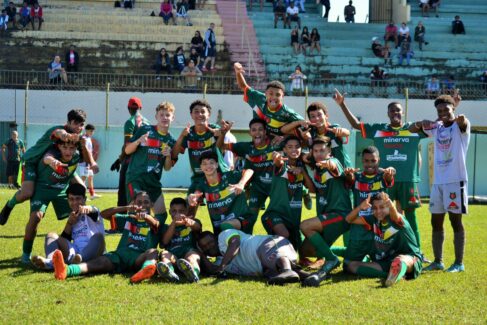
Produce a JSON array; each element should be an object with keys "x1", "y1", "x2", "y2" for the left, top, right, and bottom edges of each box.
[{"x1": 1, "y1": 69, "x2": 487, "y2": 99}]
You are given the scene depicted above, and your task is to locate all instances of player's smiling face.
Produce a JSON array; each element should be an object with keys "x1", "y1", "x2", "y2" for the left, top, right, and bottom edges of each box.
[
  {"x1": 134, "y1": 193, "x2": 152, "y2": 212},
  {"x1": 312, "y1": 143, "x2": 331, "y2": 161},
  {"x1": 372, "y1": 199, "x2": 389, "y2": 221},
  {"x1": 283, "y1": 139, "x2": 301, "y2": 159},
  {"x1": 59, "y1": 142, "x2": 77, "y2": 162},
  {"x1": 249, "y1": 122, "x2": 266, "y2": 146},
  {"x1": 169, "y1": 203, "x2": 187, "y2": 219},
  {"x1": 198, "y1": 234, "x2": 219, "y2": 257},
  {"x1": 435, "y1": 103, "x2": 455, "y2": 124},
  {"x1": 67, "y1": 120, "x2": 85, "y2": 134},
  {"x1": 387, "y1": 104, "x2": 403, "y2": 126},
  {"x1": 308, "y1": 109, "x2": 327, "y2": 127},
  {"x1": 265, "y1": 87, "x2": 284, "y2": 110},
  {"x1": 191, "y1": 105, "x2": 210, "y2": 126},
  {"x1": 362, "y1": 152, "x2": 379, "y2": 175},
  {"x1": 200, "y1": 158, "x2": 218, "y2": 176},
  {"x1": 155, "y1": 109, "x2": 174, "y2": 128},
  {"x1": 68, "y1": 194, "x2": 86, "y2": 211}
]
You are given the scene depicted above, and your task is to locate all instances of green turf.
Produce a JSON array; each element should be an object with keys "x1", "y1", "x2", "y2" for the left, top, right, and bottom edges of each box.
[{"x1": 0, "y1": 189, "x2": 486, "y2": 323}]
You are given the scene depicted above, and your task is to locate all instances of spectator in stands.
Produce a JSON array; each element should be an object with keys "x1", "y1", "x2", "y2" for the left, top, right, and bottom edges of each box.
[
  {"x1": 196, "y1": 0, "x2": 206, "y2": 10},
  {"x1": 249, "y1": 0, "x2": 264, "y2": 11},
  {"x1": 181, "y1": 59, "x2": 202, "y2": 92},
  {"x1": 290, "y1": 26, "x2": 300, "y2": 55},
  {"x1": 123, "y1": 0, "x2": 134, "y2": 9},
  {"x1": 429, "y1": 0, "x2": 440, "y2": 17},
  {"x1": 419, "y1": 0, "x2": 430, "y2": 17},
  {"x1": 289, "y1": 65, "x2": 307, "y2": 95},
  {"x1": 309, "y1": 27, "x2": 321, "y2": 55},
  {"x1": 451, "y1": 15, "x2": 465, "y2": 35},
  {"x1": 30, "y1": 1, "x2": 43, "y2": 30},
  {"x1": 414, "y1": 21, "x2": 428, "y2": 51},
  {"x1": 300, "y1": 26, "x2": 310, "y2": 55},
  {"x1": 0, "y1": 10, "x2": 8, "y2": 35},
  {"x1": 371, "y1": 37, "x2": 391, "y2": 66},
  {"x1": 65, "y1": 45, "x2": 80, "y2": 73},
  {"x1": 286, "y1": 1, "x2": 300, "y2": 29},
  {"x1": 443, "y1": 75, "x2": 456, "y2": 94},
  {"x1": 154, "y1": 47, "x2": 172, "y2": 79},
  {"x1": 397, "y1": 38, "x2": 413, "y2": 66},
  {"x1": 384, "y1": 21, "x2": 398, "y2": 48},
  {"x1": 370, "y1": 65, "x2": 387, "y2": 87},
  {"x1": 189, "y1": 47, "x2": 201, "y2": 68},
  {"x1": 398, "y1": 22, "x2": 410, "y2": 47},
  {"x1": 159, "y1": 0, "x2": 176, "y2": 25},
  {"x1": 6, "y1": 2, "x2": 16, "y2": 29},
  {"x1": 318, "y1": 0, "x2": 330, "y2": 21},
  {"x1": 202, "y1": 22, "x2": 216, "y2": 71},
  {"x1": 344, "y1": 1, "x2": 355, "y2": 23},
  {"x1": 425, "y1": 75, "x2": 440, "y2": 97},
  {"x1": 48, "y1": 55, "x2": 68, "y2": 84},
  {"x1": 274, "y1": 0, "x2": 286, "y2": 29},
  {"x1": 173, "y1": 46, "x2": 186, "y2": 73},
  {"x1": 294, "y1": 0, "x2": 305, "y2": 13},
  {"x1": 176, "y1": 0, "x2": 193, "y2": 26},
  {"x1": 19, "y1": 2, "x2": 30, "y2": 31},
  {"x1": 190, "y1": 30, "x2": 204, "y2": 55}
]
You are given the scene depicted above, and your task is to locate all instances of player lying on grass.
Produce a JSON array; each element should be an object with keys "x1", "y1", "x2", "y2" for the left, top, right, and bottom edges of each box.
[
  {"x1": 345, "y1": 192, "x2": 422, "y2": 287},
  {"x1": 197, "y1": 229, "x2": 310, "y2": 285},
  {"x1": 31, "y1": 183, "x2": 106, "y2": 270},
  {"x1": 52, "y1": 191, "x2": 165, "y2": 283},
  {"x1": 157, "y1": 197, "x2": 203, "y2": 283}
]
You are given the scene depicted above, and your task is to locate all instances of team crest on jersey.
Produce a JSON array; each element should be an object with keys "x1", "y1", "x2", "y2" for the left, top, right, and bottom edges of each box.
[
  {"x1": 449, "y1": 192, "x2": 456, "y2": 200},
  {"x1": 448, "y1": 201, "x2": 459, "y2": 210}
]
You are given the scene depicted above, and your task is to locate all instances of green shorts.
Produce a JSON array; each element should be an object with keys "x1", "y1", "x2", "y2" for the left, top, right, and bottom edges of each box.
[
  {"x1": 30, "y1": 187, "x2": 71, "y2": 219},
  {"x1": 376, "y1": 255, "x2": 422, "y2": 280},
  {"x1": 247, "y1": 182, "x2": 270, "y2": 216},
  {"x1": 22, "y1": 162, "x2": 38, "y2": 182},
  {"x1": 261, "y1": 212, "x2": 302, "y2": 250},
  {"x1": 105, "y1": 248, "x2": 143, "y2": 273},
  {"x1": 387, "y1": 181, "x2": 421, "y2": 209},
  {"x1": 317, "y1": 212, "x2": 350, "y2": 246},
  {"x1": 344, "y1": 239, "x2": 374, "y2": 262},
  {"x1": 126, "y1": 175, "x2": 162, "y2": 203},
  {"x1": 212, "y1": 213, "x2": 254, "y2": 236},
  {"x1": 168, "y1": 246, "x2": 197, "y2": 259}
]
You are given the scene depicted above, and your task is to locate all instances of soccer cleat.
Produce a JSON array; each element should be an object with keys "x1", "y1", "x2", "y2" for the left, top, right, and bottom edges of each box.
[
  {"x1": 31, "y1": 255, "x2": 52, "y2": 270},
  {"x1": 420, "y1": 253, "x2": 432, "y2": 264},
  {"x1": 176, "y1": 258, "x2": 199, "y2": 283},
  {"x1": 52, "y1": 250, "x2": 68, "y2": 280},
  {"x1": 21, "y1": 253, "x2": 32, "y2": 265},
  {"x1": 303, "y1": 192, "x2": 312, "y2": 210},
  {"x1": 445, "y1": 263, "x2": 465, "y2": 273},
  {"x1": 385, "y1": 257, "x2": 403, "y2": 287},
  {"x1": 130, "y1": 264, "x2": 157, "y2": 283},
  {"x1": 0, "y1": 204, "x2": 13, "y2": 225},
  {"x1": 301, "y1": 269, "x2": 328, "y2": 287},
  {"x1": 90, "y1": 194, "x2": 102, "y2": 200},
  {"x1": 71, "y1": 254, "x2": 83, "y2": 264},
  {"x1": 322, "y1": 258, "x2": 341, "y2": 274},
  {"x1": 156, "y1": 261, "x2": 180, "y2": 282},
  {"x1": 267, "y1": 269, "x2": 300, "y2": 286},
  {"x1": 423, "y1": 261, "x2": 445, "y2": 272}
]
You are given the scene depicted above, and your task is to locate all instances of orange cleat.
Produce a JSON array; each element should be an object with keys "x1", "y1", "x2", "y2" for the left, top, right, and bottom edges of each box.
[
  {"x1": 130, "y1": 264, "x2": 156, "y2": 284},
  {"x1": 52, "y1": 250, "x2": 67, "y2": 280}
]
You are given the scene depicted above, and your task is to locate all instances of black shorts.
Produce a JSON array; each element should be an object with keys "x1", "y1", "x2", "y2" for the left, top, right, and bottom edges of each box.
[
  {"x1": 204, "y1": 46, "x2": 216, "y2": 58},
  {"x1": 6, "y1": 161, "x2": 20, "y2": 177}
]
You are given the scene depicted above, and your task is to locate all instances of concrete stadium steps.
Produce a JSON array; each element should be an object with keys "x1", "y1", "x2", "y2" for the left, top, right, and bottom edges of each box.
[
  {"x1": 40, "y1": 0, "x2": 217, "y2": 10},
  {"x1": 43, "y1": 8, "x2": 220, "y2": 20}
]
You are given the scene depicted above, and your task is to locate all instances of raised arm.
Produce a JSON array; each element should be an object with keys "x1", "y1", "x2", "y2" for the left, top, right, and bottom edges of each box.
[
  {"x1": 172, "y1": 123, "x2": 190, "y2": 160},
  {"x1": 234, "y1": 62, "x2": 249, "y2": 91},
  {"x1": 100, "y1": 204, "x2": 142, "y2": 220},
  {"x1": 333, "y1": 89, "x2": 361, "y2": 130},
  {"x1": 346, "y1": 194, "x2": 371, "y2": 224}
]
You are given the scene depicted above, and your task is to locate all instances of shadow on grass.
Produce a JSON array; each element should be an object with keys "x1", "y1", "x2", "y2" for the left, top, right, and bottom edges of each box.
[
  {"x1": 0, "y1": 257, "x2": 38, "y2": 277},
  {"x1": 0, "y1": 233, "x2": 48, "y2": 239}
]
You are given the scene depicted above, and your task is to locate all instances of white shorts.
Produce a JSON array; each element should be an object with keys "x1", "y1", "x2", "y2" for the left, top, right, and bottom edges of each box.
[
  {"x1": 429, "y1": 181, "x2": 468, "y2": 214},
  {"x1": 78, "y1": 164, "x2": 93, "y2": 178}
]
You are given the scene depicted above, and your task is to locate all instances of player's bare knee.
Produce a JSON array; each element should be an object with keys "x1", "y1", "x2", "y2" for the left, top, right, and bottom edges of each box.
[{"x1": 30, "y1": 212, "x2": 44, "y2": 224}]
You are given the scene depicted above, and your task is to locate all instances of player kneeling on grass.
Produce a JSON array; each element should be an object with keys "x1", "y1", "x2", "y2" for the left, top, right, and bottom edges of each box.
[
  {"x1": 197, "y1": 229, "x2": 309, "y2": 285},
  {"x1": 157, "y1": 198, "x2": 202, "y2": 283},
  {"x1": 31, "y1": 183, "x2": 105, "y2": 270},
  {"x1": 345, "y1": 192, "x2": 422, "y2": 287},
  {"x1": 52, "y1": 191, "x2": 165, "y2": 283}
]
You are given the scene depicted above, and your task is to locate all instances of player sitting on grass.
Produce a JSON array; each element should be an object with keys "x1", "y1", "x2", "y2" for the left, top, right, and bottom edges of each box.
[
  {"x1": 157, "y1": 198, "x2": 202, "y2": 283},
  {"x1": 187, "y1": 151, "x2": 254, "y2": 235},
  {"x1": 299, "y1": 136, "x2": 353, "y2": 287},
  {"x1": 0, "y1": 109, "x2": 97, "y2": 226},
  {"x1": 197, "y1": 229, "x2": 310, "y2": 285},
  {"x1": 31, "y1": 183, "x2": 105, "y2": 270},
  {"x1": 125, "y1": 102, "x2": 177, "y2": 223},
  {"x1": 21, "y1": 140, "x2": 84, "y2": 264},
  {"x1": 345, "y1": 192, "x2": 422, "y2": 287},
  {"x1": 52, "y1": 191, "x2": 165, "y2": 283}
]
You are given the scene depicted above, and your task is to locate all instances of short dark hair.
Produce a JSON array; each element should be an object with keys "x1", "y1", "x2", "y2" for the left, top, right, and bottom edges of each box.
[
  {"x1": 197, "y1": 230, "x2": 215, "y2": 242},
  {"x1": 370, "y1": 191, "x2": 388, "y2": 204},
  {"x1": 170, "y1": 197, "x2": 188, "y2": 208},
  {"x1": 199, "y1": 150, "x2": 218, "y2": 164},
  {"x1": 85, "y1": 124, "x2": 95, "y2": 131},
  {"x1": 190, "y1": 99, "x2": 212, "y2": 114},
  {"x1": 434, "y1": 95, "x2": 455, "y2": 108},
  {"x1": 265, "y1": 80, "x2": 285, "y2": 92},
  {"x1": 248, "y1": 118, "x2": 267, "y2": 130},
  {"x1": 307, "y1": 102, "x2": 328, "y2": 118},
  {"x1": 311, "y1": 136, "x2": 331, "y2": 149},
  {"x1": 362, "y1": 146, "x2": 379, "y2": 156},
  {"x1": 283, "y1": 135, "x2": 301, "y2": 146},
  {"x1": 387, "y1": 102, "x2": 402, "y2": 111},
  {"x1": 67, "y1": 109, "x2": 87, "y2": 123},
  {"x1": 67, "y1": 183, "x2": 86, "y2": 197}
]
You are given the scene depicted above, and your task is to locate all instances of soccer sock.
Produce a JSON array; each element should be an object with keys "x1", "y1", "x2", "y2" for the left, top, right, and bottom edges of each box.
[
  {"x1": 88, "y1": 187, "x2": 95, "y2": 196},
  {"x1": 7, "y1": 194, "x2": 18, "y2": 208},
  {"x1": 356, "y1": 265, "x2": 387, "y2": 279},
  {"x1": 432, "y1": 230, "x2": 444, "y2": 263},
  {"x1": 22, "y1": 238, "x2": 34, "y2": 256},
  {"x1": 141, "y1": 260, "x2": 155, "y2": 270},
  {"x1": 453, "y1": 231, "x2": 465, "y2": 265},
  {"x1": 193, "y1": 265, "x2": 200, "y2": 276},
  {"x1": 220, "y1": 223, "x2": 235, "y2": 231},
  {"x1": 331, "y1": 246, "x2": 347, "y2": 257},
  {"x1": 309, "y1": 233, "x2": 336, "y2": 261},
  {"x1": 67, "y1": 264, "x2": 82, "y2": 277},
  {"x1": 405, "y1": 210, "x2": 421, "y2": 249},
  {"x1": 342, "y1": 231, "x2": 350, "y2": 246}
]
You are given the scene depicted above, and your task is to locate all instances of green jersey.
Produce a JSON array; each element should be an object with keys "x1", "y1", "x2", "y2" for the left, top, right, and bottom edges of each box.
[
  {"x1": 116, "y1": 214, "x2": 164, "y2": 252},
  {"x1": 124, "y1": 111, "x2": 150, "y2": 140},
  {"x1": 310, "y1": 123, "x2": 352, "y2": 168},
  {"x1": 162, "y1": 222, "x2": 199, "y2": 253},
  {"x1": 363, "y1": 215, "x2": 421, "y2": 262},
  {"x1": 23, "y1": 125, "x2": 65, "y2": 163},
  {"x1": 3, "y1": 139, "x2": 25, "y2": 162},
  {"x1": 36, "y1": 147, "x2": 80, "y2": 190},
  {"x1": 181, "y1": 124, "x2": 228, "y2": 177},
  {"x1": 126, "y1": 125, "x2": 176, "y2": 182},
  {"x1": 312, "y1": 157, "x2": 352, "y2": 216},
  {"x1": 350, "y1": 171, "x2": 393, "y2": 240},
  {"x1": 195, "y1": 171, "x2": 252, "y2": 230},
  {"x1": 361, "y1": 122, "x2": 426, "y2": 182},
  {"x1": 244, "y1": 87, "x2": 304, "y2": 137}
]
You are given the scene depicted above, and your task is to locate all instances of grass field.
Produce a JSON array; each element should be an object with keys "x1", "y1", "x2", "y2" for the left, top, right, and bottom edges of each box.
[{"x1": 0, "y1": 189, "x2": 486, "y2": 324}]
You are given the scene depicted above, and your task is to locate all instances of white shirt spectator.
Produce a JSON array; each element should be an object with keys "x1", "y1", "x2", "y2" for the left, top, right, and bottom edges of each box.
[{"x1": 286, "y1": 6, "x2": 299, "y2": 16}]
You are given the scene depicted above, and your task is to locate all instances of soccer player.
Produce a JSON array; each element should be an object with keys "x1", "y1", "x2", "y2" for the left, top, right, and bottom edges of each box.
[
  {"x1": 187, "y1": 151, "x2": 254, "y2": 235},
  {"x1": 157, "y1": 198, "x2": 202, "y2": 283},
  {"x1": 334, "y1": 89, "x2": 426, "y2": 254},
  {"x1": 346, "y1": 192, "x2": 422, "y2": 287},
  {"x1": 197, "y1": 229, "x2": 306, "y2": 285},
  {"x1": 299, "y1": 137, "x2": 353, "y2": 286},
  {"x1": 77, "y1": 124, "x2": 101, "y2": 200},
  {"x1": 125, "y1": 102, "x2": 176, "y2": 221},
  {"x1": 0, "y1": 109, "x2": 96, "y2": 225},
  {"x1": 261, "y1": 136, "x2": 313, "y2": 250},
  {"x1": 409, "y1": 94, "x2": 469, "y2": 273},
  {"x1": 2, "y1": 130, "x2": 25, "y2": 188},
  {"x1": 110, "y1": 97, "x2": 150, "y2": 206},
  {"x1": 21, "y1": 140, "x2": 83, "y2": 263},
  {"x1": 31, "y1": 183, "x2": 105, "y2": 270},
  {"x1": 52, "y1": 191, "x2": 165, "y2": 283},
  {"x1": 343, "y1": 146, "x2": 395, "y2": 266}
]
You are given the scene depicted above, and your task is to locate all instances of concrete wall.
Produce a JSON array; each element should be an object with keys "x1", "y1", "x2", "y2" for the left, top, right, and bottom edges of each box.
[{"x1": 1, "y1": 89, "x2": 486, "y2": 196}]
